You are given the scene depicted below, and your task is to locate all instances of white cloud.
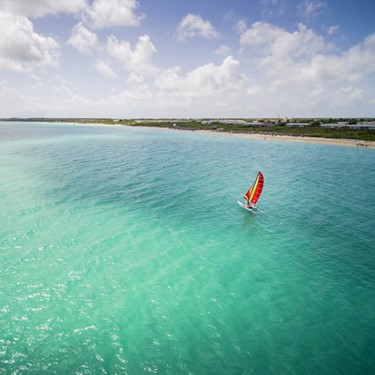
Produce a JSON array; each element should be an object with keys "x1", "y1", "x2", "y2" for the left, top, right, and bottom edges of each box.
[
  {"x1": 0, "y1": 1, "x2": 373, "y2": 119},
  {"x1": 0, "y1": 81, "x2": 24, "y2": 117},
  {"x1": 155, "y1": 56, "x2": 247, "y2": 96},
  {"x1": 94, "y1": 59, "x2": 117, "y2": 78},
  {"x1": 306, "y1": 33, "x2": 375, "y2": 84},
  {"x1": 0, "y1": 11, "x2": 59, "y2": 71},
  {"x1": 215, "y1": 45, "x2": 231, "y2": 56},
  {"x1": 328, "y1": 25, "x2": 339, "y2": 35},
  {"x1": 240, "y1": 22, "x2": 326, "y2": 60},
  {"x1": 85, "y1": 0, "x2": 144, "y2": 29},
  {"x1": 235, "y1": 19, "x2": 247, "y2": 34},
  {"x1": 0, "y1": 0, "x2": 87, "y2": 17},
  {"x1": 106, "y1": 34, "x2": 158, "y2": 75},
  {"x1": 298, "y1": 0, "x2": 326, "y2": 20},
  {"x1": 261, "y1": 0, "x2": 287, "y2": 17},
  {"x1": 124, "y1": 73, "x2": 152, "y2": 102},
  {"x1": 127, "y1": 72, "x2": 144, "y2": 86},
  {"x1": 68, "y1": 23, "x2": 98, "y2": 53},
  {"x1": 177, "y1": 14, "x2": 220, "y2": 41},
  {"x1": 334, "y1": 87, "x2": 365, "y2": 107},
  {"x1": 240, "y1": 22, "x2": 329, "y2": 84},
  {"x1": 237, "y1": 22, "x2": 375, "y2": 116}
]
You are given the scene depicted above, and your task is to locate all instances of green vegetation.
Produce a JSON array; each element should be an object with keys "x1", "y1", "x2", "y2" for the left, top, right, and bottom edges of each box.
[
  {"x1": 121, "y1": 119, "x2": 375, "y2": 142},
  {"x1": 2, "y1": 117, "x2": 375, "y2": 142}
]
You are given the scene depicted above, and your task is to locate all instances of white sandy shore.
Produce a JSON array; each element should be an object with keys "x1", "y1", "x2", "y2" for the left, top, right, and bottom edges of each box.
[
  {"x1": 83, "y1": 122, "x2": 375, "y2": 148},
  {"x1": 152, "y1": 126, "x2": 374, "y2": 148},
  {"x1": 193, "y1": 130, "x2": 375, "y2": 148}
]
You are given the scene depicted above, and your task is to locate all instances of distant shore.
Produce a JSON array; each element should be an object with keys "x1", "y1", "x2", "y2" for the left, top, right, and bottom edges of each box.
[
  {"x1": 139, "y1": 125, "x2": 375, "y2": 148},
  {"x1": 2, "y1": 118, "x2": 375, "y2": 147},
  {"x1": 84, "y1": 119, "x2": 375, "y2": 148},
  {"x1": 92, "y1": 122, "x2": 375, "y2": 148},
  {"x1": 191, "y1": 129, "x2": 375, "y2": 148}
]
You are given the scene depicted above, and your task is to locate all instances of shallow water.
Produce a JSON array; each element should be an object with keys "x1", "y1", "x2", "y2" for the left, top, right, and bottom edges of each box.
[{"x1": 1, "y1": 122, "x2": 374, "y2": 374}]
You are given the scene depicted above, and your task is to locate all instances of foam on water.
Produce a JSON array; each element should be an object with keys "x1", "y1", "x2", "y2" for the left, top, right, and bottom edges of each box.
[{"x1": 0, "y1": 122, "x2": 374, "y2": 374}]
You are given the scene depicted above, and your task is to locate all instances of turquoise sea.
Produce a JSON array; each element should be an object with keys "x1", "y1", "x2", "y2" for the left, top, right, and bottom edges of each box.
[{"x1": 0, "y1": 121, "x2": 374, "y2": 374}]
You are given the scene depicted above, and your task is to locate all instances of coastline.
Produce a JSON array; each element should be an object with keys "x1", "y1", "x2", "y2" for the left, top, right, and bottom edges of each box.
[
  {"x1": 4, "y1": 119, "x2": 374, "y2": 148},
  {"x1": 193, "y1": 129, "x2": 375, "y2": 148},
  {"x1": 146, "y1": 126, "x2": 375, "y2": 148}
]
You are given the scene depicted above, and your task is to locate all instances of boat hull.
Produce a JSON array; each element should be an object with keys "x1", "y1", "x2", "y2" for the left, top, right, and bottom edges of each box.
[{"x1": 237, "y1": 201, "x2": 255, "y2": 212}]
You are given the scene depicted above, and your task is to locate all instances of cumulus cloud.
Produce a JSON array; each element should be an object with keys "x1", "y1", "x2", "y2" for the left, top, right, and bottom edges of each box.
[
  {"x1": 334, "y1": 86, "x2": 365, "y2": 107},
  {"x1": 155, "y1": 56, "x2": 247, "y2": 96},
  {"x1": 215, "y1": 45, "x2": 231, "y2": 56},
  {"x1": 240, "y1": 22, "x2": 328, "y2": 83},
  {"x1": 1, "y1": 0, "x2": 372, "y2": 119},
  {"x1": 125, "y1": 73, "x2": 152, "y2": 102},
  {"x1": 0, "y1": 80, "x2": 25, "y2": 116},
  {"x1": 150, "y1": 56, "x2": 252, "y2": 116},
  {"x1": 0, "y1": 10, "x2": 59, "y2": 71},
  {"x1": 235, "y1": 19, "x2": 247, "y2": 34},
  {"x1": 298, "y1": 0, "x2": 326, "y2": 20},
  {"x1": 240, "y1": 22, "x2": 326, "y2": 60},
  {"x1": 177, "y1": 14, "x2": 220, "y2": 41},
  {"x1": 238, "y1": 21, "x2": 375, "y2": 115},
  {"x1": 85, "y1": 0, "x2": 144, "y2": 29},
  {"x1": 0, "y1": 0, "x2": 87, "y2": 17},
  {"x1": 68, "y1": 23, "x2": 98, "y2": 53},
  {"x1": 94, "y1": 59, "x2": 117, "y2": 78},
  {"x1": 328, "y1": 25, "x2": 339, "y2": 35},
  {"x1": 126, "y1": 72, "x2": 144, "y2": 86},
  {"x1": 106, "y1": 34, "x2": 158, "y2": 75},
  {"x1": 306, "y1": 33, "x2": 375, "y2": 84}
]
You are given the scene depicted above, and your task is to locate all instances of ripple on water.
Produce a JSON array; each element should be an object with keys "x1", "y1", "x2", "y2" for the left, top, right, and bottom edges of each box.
[{"x1": 0, "y1": 122, "x2": 374, "y2": 374}]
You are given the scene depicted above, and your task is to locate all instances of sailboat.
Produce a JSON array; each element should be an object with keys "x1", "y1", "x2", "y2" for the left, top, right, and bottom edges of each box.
[{"x1": 237, "y1": 171, "x2": 264, "y2": 211}]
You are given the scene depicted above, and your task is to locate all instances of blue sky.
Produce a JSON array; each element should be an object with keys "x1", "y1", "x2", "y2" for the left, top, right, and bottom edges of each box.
[{"x1": 0, "y1": 0, "x2": 374, "y2": 118}]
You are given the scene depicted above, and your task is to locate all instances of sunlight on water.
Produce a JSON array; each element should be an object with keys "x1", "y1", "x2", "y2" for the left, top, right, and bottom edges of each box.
[{"x1": 0, "y1": 122, "x2": 374, "y2": 374}]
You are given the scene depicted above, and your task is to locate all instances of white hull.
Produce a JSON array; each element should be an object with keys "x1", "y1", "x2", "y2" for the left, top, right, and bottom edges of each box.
[{"x1": 237, "y1": 201, "x2": 255, "y2": 212}]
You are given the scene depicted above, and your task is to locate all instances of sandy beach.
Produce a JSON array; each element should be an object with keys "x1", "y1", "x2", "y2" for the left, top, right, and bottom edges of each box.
[
  {"x1": 155, "y1": 127, "x2": 375, "y2": 148},
  {"x1": 82, "y1": 121, "x2": 375, "y2": 148},
  {"x1": 199, "y1": 130, "x2": 375, "y2": 148}
]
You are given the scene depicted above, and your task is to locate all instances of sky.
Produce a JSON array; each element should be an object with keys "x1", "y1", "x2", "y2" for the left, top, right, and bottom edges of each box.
[{"x1": 0, "y1": 0, "x2": 374, "y2": 119}]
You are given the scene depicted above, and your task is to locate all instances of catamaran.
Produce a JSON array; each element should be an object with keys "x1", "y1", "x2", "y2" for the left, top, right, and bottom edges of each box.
[{"x1": 238, "y1": 171, "x2": 264, "y2": 211}]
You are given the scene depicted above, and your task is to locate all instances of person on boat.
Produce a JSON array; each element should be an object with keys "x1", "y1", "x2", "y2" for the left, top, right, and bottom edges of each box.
[{"x1": 247, "y1": 202, "x2": 253, "y2": 209}]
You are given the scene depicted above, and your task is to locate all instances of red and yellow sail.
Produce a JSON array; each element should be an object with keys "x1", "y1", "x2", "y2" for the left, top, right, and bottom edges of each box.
[{"x1": 244, "y1": 171, "x2": 264, "y2": 205}]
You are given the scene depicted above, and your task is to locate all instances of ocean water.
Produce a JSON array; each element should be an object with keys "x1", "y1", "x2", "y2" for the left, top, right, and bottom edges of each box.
[{"x1": 0, "y1": 121, "x2": 374, "y2": 374}]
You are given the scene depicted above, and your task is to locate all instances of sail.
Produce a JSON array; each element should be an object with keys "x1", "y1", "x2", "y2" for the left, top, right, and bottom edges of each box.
[{"x1": 244, "y1": 171, "x2": 264, "y2": 205}]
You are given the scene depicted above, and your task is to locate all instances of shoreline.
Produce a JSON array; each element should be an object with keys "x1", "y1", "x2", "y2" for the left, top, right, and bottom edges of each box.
[
  {"x1": 193, "y1": 129, "x2": 375, "y2": 148},
  {"x1": 58, "y1": 121, "x2": 375, "y2": 148},
  {"x1": 4, "y1": 119, "x2": 374, "y2": 148},
  {"x1": 141, "y1": 126, "x2": 375, "y2": 148},
  {"x1": 70, "y1": 118, "x2": 375, "y2": 148}
]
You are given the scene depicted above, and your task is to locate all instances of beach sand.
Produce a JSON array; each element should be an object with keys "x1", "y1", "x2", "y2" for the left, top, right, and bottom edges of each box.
[
  {"x1": 187, "y1": 129, "x2": 375, "y2": 148},
  {"x1": 87, "y1": 122, "x2": 375, "y2": 148}
]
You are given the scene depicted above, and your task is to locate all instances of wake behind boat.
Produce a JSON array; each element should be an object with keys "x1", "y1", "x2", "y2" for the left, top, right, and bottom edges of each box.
[{"x1": 238, "y1": 171, "x2": 264, "y2": 212}]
